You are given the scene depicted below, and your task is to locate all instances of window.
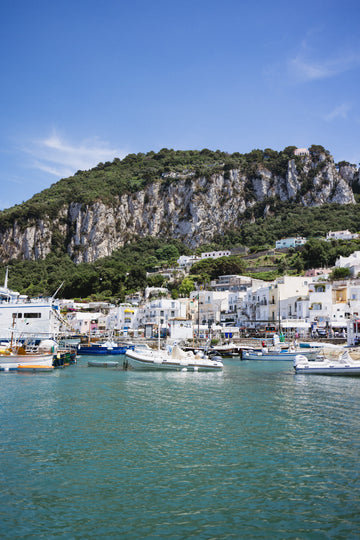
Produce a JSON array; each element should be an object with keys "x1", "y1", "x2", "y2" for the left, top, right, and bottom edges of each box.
[{"x1": 25, "y1": 313, "x2": 41, "y2": 318}]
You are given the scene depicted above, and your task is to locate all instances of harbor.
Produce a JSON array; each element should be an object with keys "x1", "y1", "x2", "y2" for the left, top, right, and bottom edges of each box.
[{"x1": 1, "y1": 357, "x2": 359, "y2": 538}]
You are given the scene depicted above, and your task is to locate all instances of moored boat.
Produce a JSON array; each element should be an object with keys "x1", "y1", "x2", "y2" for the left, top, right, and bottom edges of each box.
[
  {"x1": 77, "y1": 340, "x2": 135, "y2": 355},
  {"x1": 0, "y1": 338, "x2": 58, "y2": 371},
  {"x1": 294, "y1": 350, "x2": 360, "y2": 375},
  {"x1": 0, "y1": 351, "x2": 55, "y2": 371},
  {"x1": 88, "y1": 359, "x2": 120, "y2": 368},
  {"x1": 243, "y1": 347, "x2": 319, "y2": 361},
  {"x1": 125, "y1": 343, "x2": 223, "y2": 371}
]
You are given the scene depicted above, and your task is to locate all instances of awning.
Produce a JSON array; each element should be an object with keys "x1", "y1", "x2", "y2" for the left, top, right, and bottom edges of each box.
[{"x1": 281, "y1": 321, "x2": 310, "y2": 328}]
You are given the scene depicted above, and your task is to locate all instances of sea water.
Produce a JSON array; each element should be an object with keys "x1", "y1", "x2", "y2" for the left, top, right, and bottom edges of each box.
[{"x1": 0, "y1": 358, "x2": 359, "y2": 539}]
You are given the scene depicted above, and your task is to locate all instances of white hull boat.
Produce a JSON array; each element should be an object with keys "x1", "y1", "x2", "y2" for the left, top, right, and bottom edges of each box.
[
  {"x1": 294, "y1": 350, "x2": 360, "y2": 376},
  {"x1": 0, "y1": 338, "x2": 57, "y2": 371},
  {"x1": 0, "y1": 352, "x2": 54, "y2": 371},
  {"x1": 125, "y1": 344, "x2": 223, "y2": 372},
  {"x1": 243, "y1": 347, "x2": 318, "y2": 361}
]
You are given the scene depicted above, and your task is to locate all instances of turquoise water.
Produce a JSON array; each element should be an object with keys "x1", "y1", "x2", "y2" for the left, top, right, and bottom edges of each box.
[{"x1": 1, "y1": 358, "x2": 360, "y2": 539}]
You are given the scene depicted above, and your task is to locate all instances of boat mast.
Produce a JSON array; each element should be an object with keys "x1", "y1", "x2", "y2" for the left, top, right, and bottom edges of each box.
[
  {"x1": 4, "y1": 266, "x2": 8, "y2": 289},
  {"x1": 157, "y1": 310, "x2": 161, "y2": 351}
]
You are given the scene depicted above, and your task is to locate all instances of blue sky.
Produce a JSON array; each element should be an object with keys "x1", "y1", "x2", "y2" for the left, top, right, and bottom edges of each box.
[{"x1": 1, "y1": 0, "x2": 360, "y2": 210}]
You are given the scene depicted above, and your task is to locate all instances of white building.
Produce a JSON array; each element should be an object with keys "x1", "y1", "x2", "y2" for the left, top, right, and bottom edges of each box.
[
  {"x1": 106, "y1": 304, "x2": 138, "y2": 334},
  {"x1": 66, "y1": 311, "x2": 106, "y2": 335},
  {"x1": 201, "y1": 250, "x2": 231, "y2": 259},
  {"x1": 294, "y1": 148, "x2": 310, "y2": 156},
  {"x1": 335, "y1": 251, "x2": 360, "y2": 277},
  {"x1": 326, "y1": 230, "x2": 358, "y2": 241},
  {"x1": 275, "y1": 237, "x2": 307, "y2": 249},
  {"x1": 141, "y1": 298, "x2": 187, "y2": 334},
  {"x1": 168, "y1": 318, "x2": 193, "y2": 341},
  {"x1": 177, "y1": 255, "x2": 201, "y2": 271}
]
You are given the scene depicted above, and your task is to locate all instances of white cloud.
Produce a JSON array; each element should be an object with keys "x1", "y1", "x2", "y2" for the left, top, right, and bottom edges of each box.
[
  {"x1": 23, "y1": 130, "x2": 126, "y2": 178},
  {"x1": 287, "y1": 37, "x2": 360, "y2": 83},
  {"x1": 323, "y1": 103, "x2": 352, "y2": 122}
]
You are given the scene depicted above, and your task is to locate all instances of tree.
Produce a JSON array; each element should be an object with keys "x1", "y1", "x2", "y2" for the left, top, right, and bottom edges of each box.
[
  {"x1": 330, "y1": 267, "x2": 351, "y2": 280},
  {"x1": 179, "y1": 277, "x2": 195, "y2": 297}
]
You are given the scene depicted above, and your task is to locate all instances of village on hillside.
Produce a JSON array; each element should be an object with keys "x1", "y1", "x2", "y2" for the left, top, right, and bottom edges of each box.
[{"x1": 60, "y1": 229, "x2": 360, "y2": 347}]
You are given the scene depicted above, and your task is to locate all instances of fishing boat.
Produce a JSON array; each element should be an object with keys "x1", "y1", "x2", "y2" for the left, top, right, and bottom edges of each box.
[
  {"x1": 0, "y1": 338, "x2": 57, "y2": 371},
  {"x1": 243, "y1": 346, "x2": 319, "y2": 361},
  {"x1": 77, "y1": 340, "x2": 135, "y2": 355},
  {"x1": 125, "y1": 343, "x2": 223, "y2": 372},
  {"x1": 294, "y1": 350, "x2": 360, "y2": 376}
]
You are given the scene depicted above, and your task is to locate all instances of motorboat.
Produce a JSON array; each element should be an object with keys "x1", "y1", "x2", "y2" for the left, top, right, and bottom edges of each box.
[
  {"x1": 88, "y1": 359, "x2": 120, "y2": 368},
  {"x1": 125, "y1": 343, "x2": 223, "y2": 371},
  {"x1": 294, "y1": 350, "x2": 360, "y2": 376},
  {"x1": 243, "y1": 346, "x2": 319, "y2": 361},
  {"x1": 77, "y1": 340, "x2": 135, "y2": 355}
]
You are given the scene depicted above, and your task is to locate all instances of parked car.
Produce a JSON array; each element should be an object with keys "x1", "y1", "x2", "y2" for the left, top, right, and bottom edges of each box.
[{"x1": 317, "y1": 328, "x2": 327, "y2": 337}]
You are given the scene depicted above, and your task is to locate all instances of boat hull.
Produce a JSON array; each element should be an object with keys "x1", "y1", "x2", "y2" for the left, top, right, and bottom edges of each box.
[
  {"x1": 77, "y1": 344, "x2": 134, "y2": 355},
  {"x1": 294, "y1": 366, "x2": 360, "y2": 376},
  {"x1": 294, "y1": 352, "x2": 360, "y2": 376},
  {"x1": 243, "y1": 349, "x2": 318, "y2": 361},
  {"x1": 0, "y1": 353, "x2": 54, "y2": 371},
  {"x1": 88, "y1": 360, "x2": 119, "y2": 368}
]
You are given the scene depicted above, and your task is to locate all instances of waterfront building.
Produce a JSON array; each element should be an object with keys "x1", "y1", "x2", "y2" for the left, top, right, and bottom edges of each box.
[
  {"x1": 106, "y1": 304, "x2": 138, "y2": 334},
  {"x1": 66, "y1": 311, "x2": 106, "y2": 335}
]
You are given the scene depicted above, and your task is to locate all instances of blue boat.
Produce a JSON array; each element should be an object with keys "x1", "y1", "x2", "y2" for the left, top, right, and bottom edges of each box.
[{"x1": 77, "y1": 340, "x2": 135, "y2": 355}]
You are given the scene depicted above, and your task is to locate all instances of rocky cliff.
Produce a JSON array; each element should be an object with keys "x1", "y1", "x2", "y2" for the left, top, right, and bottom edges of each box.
[{"x1": 0, "y1": 151, "x2": 357, "y2": 263}]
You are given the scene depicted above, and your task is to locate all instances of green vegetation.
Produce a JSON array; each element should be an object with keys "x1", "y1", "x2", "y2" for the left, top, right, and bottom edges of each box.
[
  {"x1": 0, "y1": 144, "x2": 359, "y2": 299},
  {"x1": 0, "y1": 144, "x2": 340, "y2": 232}
]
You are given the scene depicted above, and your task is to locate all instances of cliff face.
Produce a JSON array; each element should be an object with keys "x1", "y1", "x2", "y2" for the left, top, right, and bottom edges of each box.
[{"x1": 0, "y1": 153, "x2": 356, "y2": 263}]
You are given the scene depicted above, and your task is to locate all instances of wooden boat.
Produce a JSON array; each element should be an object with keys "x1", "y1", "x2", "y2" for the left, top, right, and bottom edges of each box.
[{"x1": 0, "y1": 338, "x2": 57, "y2": 371}]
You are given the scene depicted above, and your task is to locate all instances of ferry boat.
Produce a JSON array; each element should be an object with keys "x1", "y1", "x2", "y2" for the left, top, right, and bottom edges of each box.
[{"x1": 0, "y1": 268, "x2": 61, "y2": 340}]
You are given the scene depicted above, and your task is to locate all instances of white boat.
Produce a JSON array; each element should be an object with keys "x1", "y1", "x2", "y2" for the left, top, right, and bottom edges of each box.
[
  {"x1": 0, "y1": 269, "x2": 61, "y2": 340},
  {"x1": 88, "y1": 359, "x2": 120, "y2": 368},
  {"x1": 0, "y1": 339, "x2": 57, "y2": 371},
  {"x1": 125, "y1": 343, "x2": 223, "y2": 371},
  {"x1": 243, "y1": 346, "x2": 319, "y2": 361},
  {"x1": 294, "y1": 350, "x2": 360, "y2": 376}
]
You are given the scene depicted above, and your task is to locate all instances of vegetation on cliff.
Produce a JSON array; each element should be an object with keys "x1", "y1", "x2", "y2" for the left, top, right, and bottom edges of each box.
[
  {"x1": 0, "y1": 144, "x2": 337, "y2": 230},
  {"x1": 0, "y1": 144, "x2": 359, "y2": 299}
]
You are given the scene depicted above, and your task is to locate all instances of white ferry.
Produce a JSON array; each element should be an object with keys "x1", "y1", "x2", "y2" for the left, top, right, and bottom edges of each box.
[{"x1": 0, "y1": 269, "x2": 61, "y2": 340}]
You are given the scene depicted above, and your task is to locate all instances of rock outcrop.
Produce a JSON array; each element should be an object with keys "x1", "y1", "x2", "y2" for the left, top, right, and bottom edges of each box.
[{"x1": 0, "y1": 152, "x2": 356, "y2": 263}]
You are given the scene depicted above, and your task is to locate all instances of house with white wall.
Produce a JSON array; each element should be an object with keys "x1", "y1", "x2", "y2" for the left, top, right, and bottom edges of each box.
[
  {"x1": 66, "y1": 311, "x2": 106, "y2": 335},
  {"x1": 326, "y1": 230, "x2": 358, "y2": 241},
  {"x1": 201, "y1": 250, "x2": 231, "y2": 259},
  {"x1": 106, "y1": 304, "x2": 138, "y2": 334},
  {"x1": 335, "y1": 251, "x2": 360, "y2": 277},
  {"x1": 275, "y1": 237, "x2": 307, "y2": 249}
]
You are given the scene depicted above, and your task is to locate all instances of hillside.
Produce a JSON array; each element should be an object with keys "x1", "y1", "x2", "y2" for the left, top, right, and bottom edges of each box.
[{"x1": 0, "y1": 145, "x2": 358, "y2": 265}]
